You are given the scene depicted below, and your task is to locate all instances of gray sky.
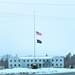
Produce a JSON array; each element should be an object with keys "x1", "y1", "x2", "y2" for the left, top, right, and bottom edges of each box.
[{"x1": 0, "y1": 0, "x2": 75, "y2": 57}]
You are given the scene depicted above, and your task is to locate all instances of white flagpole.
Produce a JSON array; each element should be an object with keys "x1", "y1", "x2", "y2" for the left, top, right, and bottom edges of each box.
[
  {"x1": 34, "y1": 11, "x2": 36, "y2": 63},
  {"x1": 32, "y1": 11, "x2": 38, "y2": 69}
]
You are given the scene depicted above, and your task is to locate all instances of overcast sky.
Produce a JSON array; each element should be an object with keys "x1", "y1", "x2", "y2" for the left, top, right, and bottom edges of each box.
[{"x1": 0, "y1": 0, "x2": 75, "y2": 57}]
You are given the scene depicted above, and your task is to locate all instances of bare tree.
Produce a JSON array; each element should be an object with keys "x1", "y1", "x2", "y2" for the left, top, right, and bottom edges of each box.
[{"x1": 0, "y1": 54, "x2": 11, "y2": 68}]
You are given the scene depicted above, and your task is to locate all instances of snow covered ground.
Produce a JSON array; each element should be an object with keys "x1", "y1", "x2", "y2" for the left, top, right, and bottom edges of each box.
[{"x1": 0, "y1": 68, "x2": 75, "y2": 74}]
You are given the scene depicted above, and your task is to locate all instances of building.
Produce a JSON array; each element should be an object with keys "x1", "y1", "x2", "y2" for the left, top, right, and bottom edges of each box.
[
  {"x1": 50, "y1": 56, "x2": 64, "y2": 68},
  {"x1": 8, "y1": 56, "x2": 64, "y2": 68}
]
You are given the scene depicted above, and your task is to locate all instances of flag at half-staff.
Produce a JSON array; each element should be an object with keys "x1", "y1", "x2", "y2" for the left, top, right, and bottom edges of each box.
[
  {"x1": 36, "y1": 31, "x2": 42, "y2": 44},
  {"x1": 37, "y1": 39, "x2": 42, "y2": 44},
  {"x1": 36, "y1": 31, "x2": 42, "y2": 36}
]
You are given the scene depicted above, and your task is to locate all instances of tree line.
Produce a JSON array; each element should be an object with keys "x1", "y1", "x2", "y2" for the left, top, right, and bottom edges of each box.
[{"x1": 64, "y1": 52, "x2": 75, "y2": 68}]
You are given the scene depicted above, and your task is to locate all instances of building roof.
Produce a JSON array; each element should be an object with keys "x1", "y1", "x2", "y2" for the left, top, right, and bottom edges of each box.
[
  {"x1": 19, "y1": 56, "x2": 52, "y2": 59},
  {"x1": 8, "y1": 56, "x2": 64, "y2": 60}
]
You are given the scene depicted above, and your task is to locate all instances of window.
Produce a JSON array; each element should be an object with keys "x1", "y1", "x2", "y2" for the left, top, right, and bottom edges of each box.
[
  {"x1": 18, "y1": 64, "x2": 20, "y2": 66},
  {"x1": 10, "y1": 60, "x2": 12, "y2": 62},
  {"x1": 10, "y1": 64, "x2": 12, "y2": 66},
  {"x1": 14, "y1": 64, "x2": 16, "y2": 66},
  {"x1": 39, "y1": 60, "x2": 41, "y2": 62},
  {"x1": 24, "y1": 60, "x2": 25, "y2": 62},
  {"x1": 43, "y1": 60, "x2": 45, "y2": 62},
  {"x1": 27, "y1": 64, "x2": 29, "y2": 66},
  {"x1": 27, "y1": 60, "x2": 29, "y2": 62},
  {"x1": 60, "y1": 64, "x2": 62, "y2": 66},
  {"x1": 31, "y1": 60, "x2": 33, "y2": 62},
  {"x1": 43, "y1": 64, "x2": 45, "y2": 66},
  {"x1": 56, "y1": 64, "x2": 58, "y2": 66},
  {"x1": 52, "y1": 64, "x2": 54, "y2": 66},
  {"x1": 35, "y1": 60, "x2": 37, "y2": 62},
  {"x1": 52, "y1": 59, "x2": 53, "y2": 62},
  {"x1": 56, "y1": 59, "x2": 58, "y2": 62},
  {"x1": 14, "y1": 60, "x2": 16, "y2": 62},
  {"x1": 60, "y1": 59, "x2": 62, "y2": 61},
  {"x1": 39, "y1": 64, "x2": 41, "y2": 67},
  {"x1": 46, "y1": 59, "x2": 49, "y2": 62},
  {"x1": 18, "y1": 60, "x2": 20, "y2": 62},
  {"x1": 31, "y1": 64, "x2": 33, "y2": 66}
]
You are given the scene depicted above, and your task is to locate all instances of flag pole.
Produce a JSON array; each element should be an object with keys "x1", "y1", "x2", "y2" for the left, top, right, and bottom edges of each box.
[
  {"x1": 32, "y1": 11, "x2": 38, "y2": 69},
  {"x1": 34, "y1": 11, "x2": 36, "y2": 63}
]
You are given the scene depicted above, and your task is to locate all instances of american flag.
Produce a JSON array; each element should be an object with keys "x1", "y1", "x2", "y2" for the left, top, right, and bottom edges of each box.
[{"x1": 36, "y1": 31, "x2": 42, "y2": 36}]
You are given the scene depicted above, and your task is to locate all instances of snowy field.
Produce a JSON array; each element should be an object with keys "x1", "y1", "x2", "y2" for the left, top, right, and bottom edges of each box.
[{"x1": 0, "y1": 68, "x2": 75, "y2": 75}]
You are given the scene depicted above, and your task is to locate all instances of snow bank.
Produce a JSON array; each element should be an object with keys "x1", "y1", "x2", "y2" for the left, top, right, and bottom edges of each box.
[{"x1": 0, "y1": 68, "x2": 75, "y2": 74}]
